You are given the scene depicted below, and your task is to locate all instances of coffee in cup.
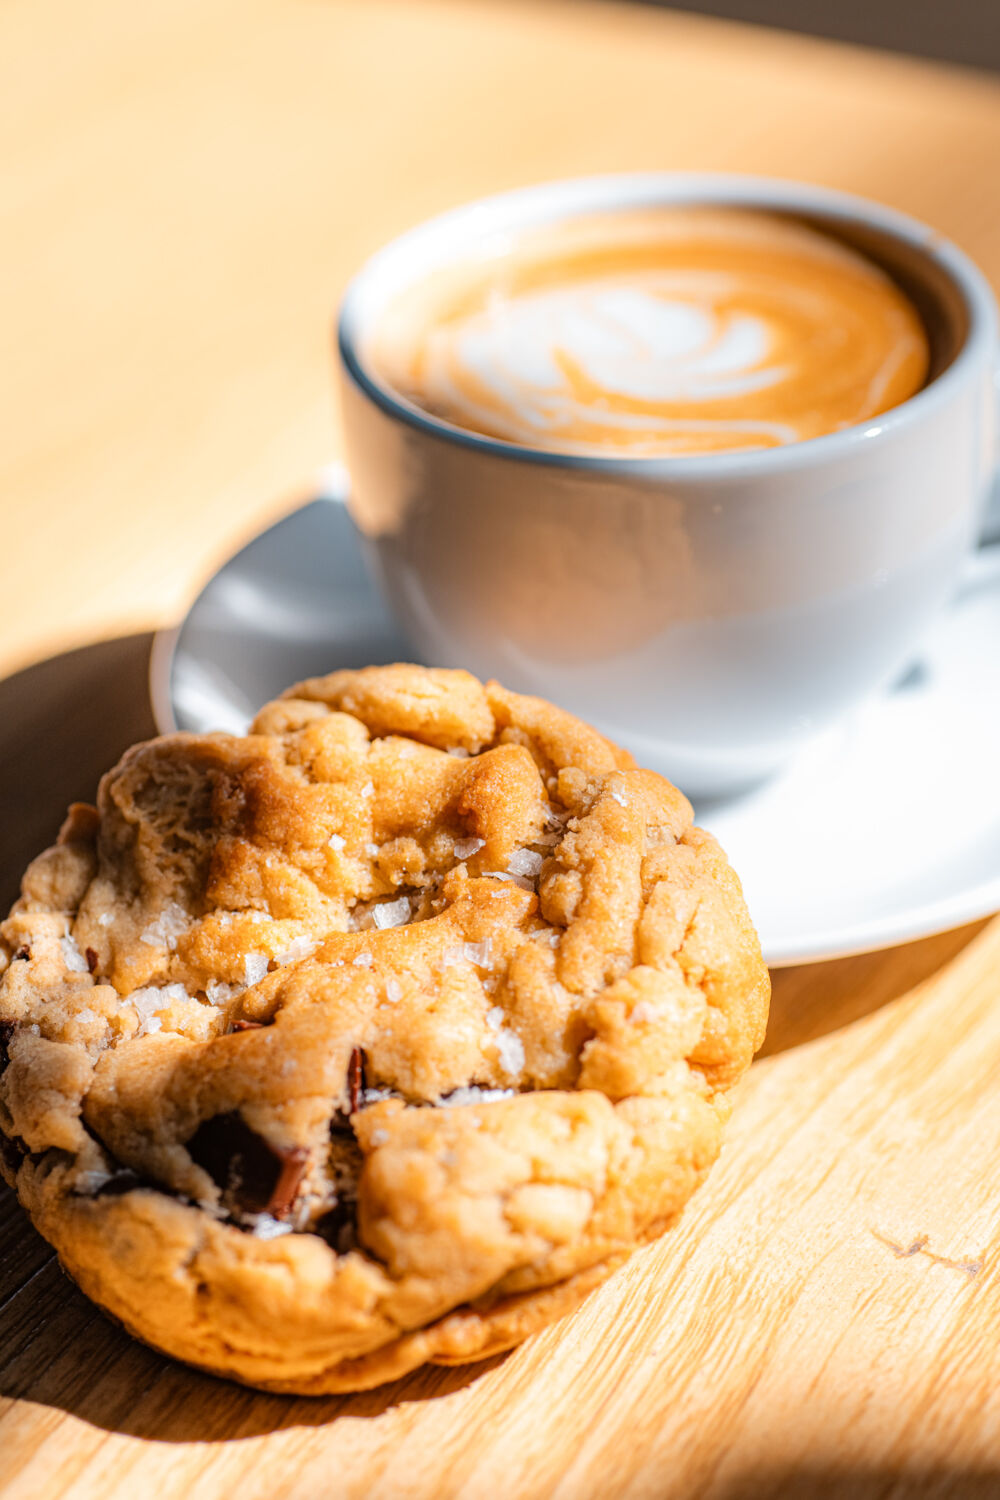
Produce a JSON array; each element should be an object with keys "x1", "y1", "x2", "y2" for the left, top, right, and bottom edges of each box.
[{"x1": 366, "y1": 207, "x2": 930, "y2": 458}]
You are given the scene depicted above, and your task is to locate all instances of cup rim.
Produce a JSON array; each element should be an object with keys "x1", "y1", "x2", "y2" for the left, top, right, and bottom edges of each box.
[{"x1": 337, "y1": 171, "x2": 997, "y2": 477}]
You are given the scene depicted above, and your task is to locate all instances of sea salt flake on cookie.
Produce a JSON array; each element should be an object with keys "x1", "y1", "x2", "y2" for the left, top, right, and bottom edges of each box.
[
  {"x1": 243, "y1": 952, "x2": 269, "y2": 987},
  {"x1": 139, "y1": 901, "x2": 190, "y2": 950},
  {"x1": 206, "y1": 980, "x2": 242, "y2": 1004},
  {"x1": 454, "y1": 836, "x2": 485, "y2": 859},
  {"x1": 130, "y1": 981, "x2": 200, "y2": 1037},
  {"x1": 248, "y1": 1214, "x2": 295, "y2": 1240},
  {"x1": 482, "y1": 870, "x2": 535, "y2": 892},
  {"x1": 130, "y1": 989, "x2": 163, "y2": 1036},
  {"x1": 372, "y1": 897, "x2": 411, "y2": 930},
  {"x1": 441, "y1": 1085, "x2": 516, "y2": 1106},
  {"x1": 60, "y1": 935, "x2": 90, "y2": 973},
  {"x1": 495, "y1": 1028, "x2": 525, "y2": 1076},
  {"x1": 274, "y1": 935, "x2": 318, "y2": 966}
]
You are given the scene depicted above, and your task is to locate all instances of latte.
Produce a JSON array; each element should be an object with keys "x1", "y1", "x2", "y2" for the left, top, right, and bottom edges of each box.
[{"x1": 367, "y1": 207, "x2": 930, "y2": 457}]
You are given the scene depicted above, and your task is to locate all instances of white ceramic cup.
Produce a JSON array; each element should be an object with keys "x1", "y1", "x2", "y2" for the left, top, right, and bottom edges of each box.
[{"x1": 337, "y1": 173, "x2": 998, "y2": 797}]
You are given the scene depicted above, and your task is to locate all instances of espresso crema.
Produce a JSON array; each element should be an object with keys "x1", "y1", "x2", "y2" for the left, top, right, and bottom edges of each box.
[{"x1": 367, "y1": 207, "x2": 930, "y2": 456}]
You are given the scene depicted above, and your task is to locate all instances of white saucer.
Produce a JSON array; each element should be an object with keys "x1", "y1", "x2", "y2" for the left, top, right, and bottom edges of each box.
[{"x1": 151, "y1": 466, "x2": 1000, "y2": 967}]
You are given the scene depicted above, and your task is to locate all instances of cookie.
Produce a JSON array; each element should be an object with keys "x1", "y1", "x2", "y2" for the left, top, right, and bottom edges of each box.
[{"x1": 0, "y1": 665, "x2": 769, "y2": 1393}]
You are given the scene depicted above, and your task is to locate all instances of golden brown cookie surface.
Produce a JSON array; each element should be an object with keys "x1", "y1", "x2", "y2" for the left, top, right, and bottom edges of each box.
[{"x1": 0, "y1": 666, "x2": 769, "y2": 1393}]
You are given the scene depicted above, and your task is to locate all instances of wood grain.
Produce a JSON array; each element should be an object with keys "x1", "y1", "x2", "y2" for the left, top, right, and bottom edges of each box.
[{"x1": 1, "y1": 1, "x2": 999, "y2": 1495}]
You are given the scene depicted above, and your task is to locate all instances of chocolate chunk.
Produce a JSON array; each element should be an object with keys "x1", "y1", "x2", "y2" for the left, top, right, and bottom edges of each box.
[
  {"x1": 348, "y1": 1047, "x2": 365, "y2": 1115},
  {"x1": 0, "y1": 1022, "x2": 14, "y2": 1071},
  {"x1": 268, "y1": 1150, "x2": 309, "y2": 1219},
  {"x1": 187, "y1": 1111, "x2": 308, "y2": 1218},
  {"x1": 13, "y1": 947, "x2": 30, "y2": 963},
  {"x1": 85, "y1": 947, "x2": 98, "y2": 974}
]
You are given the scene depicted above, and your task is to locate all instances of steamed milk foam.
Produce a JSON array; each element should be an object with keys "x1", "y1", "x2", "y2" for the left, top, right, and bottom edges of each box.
[{"x1": 367, "y1": 207, "x2": 930, "y2": 457}]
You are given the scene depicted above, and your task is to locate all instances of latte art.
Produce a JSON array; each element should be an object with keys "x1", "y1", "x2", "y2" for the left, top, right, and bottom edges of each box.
[
  {"x1": 369, "y1": 209, "x2": 930, "y2": 456},
  {"x1": 430, "y1": 277, "x2": 801, "y2": 449}
]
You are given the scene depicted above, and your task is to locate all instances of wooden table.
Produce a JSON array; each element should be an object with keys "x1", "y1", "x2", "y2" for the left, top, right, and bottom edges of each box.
[{"x1": 2, "y1": 2, "x2": 999, "y2": 1495}]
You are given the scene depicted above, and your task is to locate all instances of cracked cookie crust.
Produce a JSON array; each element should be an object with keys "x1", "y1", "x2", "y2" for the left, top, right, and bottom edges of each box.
[{"x1": 0, "y1": 665, "x2": 769, "y2": 1393}]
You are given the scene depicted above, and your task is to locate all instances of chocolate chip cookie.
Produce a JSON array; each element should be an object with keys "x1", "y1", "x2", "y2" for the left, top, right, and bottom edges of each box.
[{"x1": 0, "y1": 665, "x2": 769, "y2": 1393}]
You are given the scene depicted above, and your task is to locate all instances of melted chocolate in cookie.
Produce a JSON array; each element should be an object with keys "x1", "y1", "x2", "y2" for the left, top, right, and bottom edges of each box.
[{"x1": 188, "y1": 1112, "x2": 308, "y2": 1219}]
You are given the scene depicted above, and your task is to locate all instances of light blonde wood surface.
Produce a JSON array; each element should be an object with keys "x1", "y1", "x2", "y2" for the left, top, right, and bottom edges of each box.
[{"x1": 1, "y1": 2, "x2": 999, "y2": 1496}]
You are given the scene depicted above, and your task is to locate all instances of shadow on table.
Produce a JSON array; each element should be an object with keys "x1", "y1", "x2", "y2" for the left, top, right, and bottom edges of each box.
[
  {"x1": 762, "y1": 916, "x2": 991, "y2": 1057},
  {"x1": 0, "y1": 630, "x2": 994, "y2": 1447},
  {"x1": 0, "y1": 632, "x2": 160, "y2": 909}
]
